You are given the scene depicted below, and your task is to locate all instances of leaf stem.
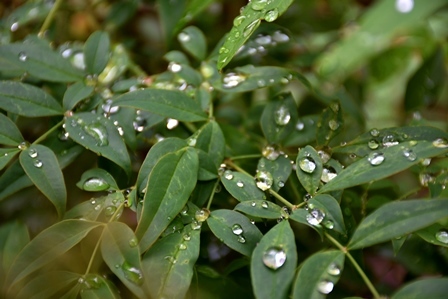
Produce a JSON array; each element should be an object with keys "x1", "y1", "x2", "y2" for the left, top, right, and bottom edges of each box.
[
  {"x1": 32, "y1": 120, "x2": 64, "y2": 145},
  {"x1": 206, "y1": 179, "x2": 220, "y2": 210},
  {"x1": 325, "y1": 233, "x2": 381, "y2": 299},
  {"x1": 39, "y1": 0, "x2": 63, "y2": 37},
  {"x1": 84, "y1": 228, "x2": 104, "y2": 276},
  {"x1": 229, "y1": 154, "x2": 262, "y2": 160}
]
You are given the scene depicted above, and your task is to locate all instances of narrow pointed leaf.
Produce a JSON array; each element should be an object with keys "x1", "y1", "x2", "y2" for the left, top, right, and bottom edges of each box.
[
  {"x1": 196, "y1": 121, "x2": 225, "y2": 168},
  {"x1": 235, "y1": 200, "x2": 283, "y2": 219},
  {"x1": 65, "y1": 112, "x2": 131, "y2": 176},
  {"x1": 136, "y1": 147, "x2": 198, "y2": 252},
  {"x1": 292, "y1": 250, "x2": 345, "y2": 299},
  {"x1": 207, "y1": 209, "x2": 263, "y2": 256},
  {"x1": 7, "y1": 220, "x2": 102, "y2": 285},
  {"x1": 319, "y1": 140, "x2": 448, "y2": 193},
  {"x1": 113, "y1": 89, "x2": 207, "y2": 122},
  {"x1": 348, "y1": 199, "x2": 448, "y2": 250},
  {"x1": 101, "y1": 222, "x2": 145, "y2": 298},
  {"x1": 84, "y1": 31, "x2": 110, "y2": 75},
  {"x1": 221, "y1": 171, "x2": 265, "y2": 202},
  {"x1": 0, "y1": 81, "x2": 63, "y2": 116},
  {"x1": 0, "y1": 148, "x2": 20, "y2": 171},
  {"x1": 0, "y1": 113, "x2": 24, "y2": 145},
  {"x1": 142, "y1": 226, "x2": 200, "y2": 299},
  {"x1": 20, "y1": 145, "x2": 66, "y2": 217},
  {"x1": 296, "y1": 145, "x2": 323, "y2": 195},
  {"x1": 63, "y1": 81, "x2": 95, "y2": 111},
  {"x1": 17, "y1": 271, "x2": 79, "y2": 299},
  {"x1": 251, "y1": 221, "x2": 297, "y2": 299},
  {"x1": 391, "y1": 277, "x2": 448, "y2": 299},
  {"x1": 416, "y1": 223, "x2": 448, "y2": 247}
]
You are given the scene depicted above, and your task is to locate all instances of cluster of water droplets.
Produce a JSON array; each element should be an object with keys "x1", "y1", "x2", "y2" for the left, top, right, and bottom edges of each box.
[
  {"x1": 231, "y1": 223, "x2": 246, "y2": 243},
  {"x1": 315, "y1": 262, "x2": 342, "y2": 294},
  {"x1": 133, "y1": 110, "x2": 147, "y2": 132}
]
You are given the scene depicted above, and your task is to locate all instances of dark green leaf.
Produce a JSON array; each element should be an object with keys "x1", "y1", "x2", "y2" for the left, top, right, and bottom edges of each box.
[
  {"x1": 178, "y1": 26, "x2": 207, "y2": 61},
  {"x1": 7, "y1": 220, "x2": 102, "y2": 285},
  {"x1": 289, "y1": 208, "x2": 323, "y2": 237},
  {"x1": 234, "y1": 200, "x2": 283, "y2": 219},
  {"x1": 108, "y1": 107, "x2": 137, "y2": 149},
  {"x1": 221, "y1": 170, "x2": 265, "y2": 202},
  {"x1": 316, "y1": 101, "x2": 343, "y2": 146},
  {"x1": 0, "y1": 81, "x2": 63, "y2": 116},
  {"x1": 20, "y1": 145, "x2": 67, "y2": 217},
  {"x1": 309, "y1": 194, "x2": 346, "y2": 234},
  {"x1": 84, "y1": 31, "x2": 110, "y2": 75},
  {"x1": 157, "y1": 0, "x2": 187, "y2": 43},
  {"x1": 391, "y1": 277, "x2": 448, "y2": 299},
  {"x1": 0, "y1": 113, "x2": 24, "y2": 145},
  {"x1": 65, "y1": 112, "x2": 131, "y2": 176},
  {"x1": 197, "y1": 149, "x2": 218, "y2": 181},
  {"x1": 174, "y1": 0, "x2": 215, "y2": 34},
  {"x1": 113, "y1": 89, "x2": 207, "y2": 122},
  {"x1": 97, "y1": 44, "x2": 130, "y2": 85},
  {"x1": 292, "y1": 250, "x2": 345, "y2": 299},
  {"x1": 0, "y1": 221, "x2": 29, "y2": 277},
  {"x1": 416, "y1": 223, "x2": 448, "y2": 248},
  {"x1": 257, "y1": 155, "x2": 292, "y2": 192},
  {"x1": 196, "y1": 121, "x2": 225, "y2": 168},
  {"x1": 136, "y1": 147, "x2": 198, "y2": 252},
  {"x1": 76, "y1": 168, "x2": 119, "y2": 192},
  {"x1": 17, "y1": 271, "x2": 79, "y2": 299},
  {"x1": 251, "y1": 220, "x2": 297, "y2": 299},
  {"x1": 101, "y1": 222, "x2": 145, "y2": 298},
  {"x1": 142, "y1": 226, "x2": 200, "y2": 299},
  {"x1": 0, "y1": 148, "x2": 20, "y2": 171},
  {"x1": 63, "y1": 81, "x2": 95, "y2": 111},
  {"x1": 284, "y1": 115, "x2": 319, "y2": 147},
  {"x1": 296, "y1": 145, "x2": 323, "y2": 195},
  {"x1": 64, "y1": 192, "x2": 125, "y2": 222},
  {"x1": 319, "y1": 140, "x2": 448, "y2": 193},
  {"x1": 106, "y1": 0, "x2": 138, "y2": 30},
  {"x1": 207, "y1": 209, "x2": 263, "y2": 256},
  {"x1": 217, "y1": 0, "x2": 294, "y2": 69},
  {"x1": 348, "y1": 199, "x2": 448, "y2": 250}
]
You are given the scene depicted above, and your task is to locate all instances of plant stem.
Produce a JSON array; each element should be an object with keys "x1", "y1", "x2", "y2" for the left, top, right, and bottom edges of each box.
[
  {"x1": 32, "y1": 120, "x2": 64, "y2": 144},
  {"x1": 84, "y1": 229, "x2": 104, "y2": 276},
  {"x1": 206, "y1": 179, "x2": 220, "y2": 210},
  {"x1": 39, "y1": 0, "x2": 63, "y2": 37},
  {"x1": 229, "y1": 154, "x2": 262, "y2": 160},
  {"x1": 325, "y1": 233, "x2": 381, "y2": 299}
]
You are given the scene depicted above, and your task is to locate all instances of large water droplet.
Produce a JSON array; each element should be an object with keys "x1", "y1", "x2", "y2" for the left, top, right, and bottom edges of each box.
[
  {"x1": 224, "y1": 170, "x2": 234, "y2": 180},
  {"x1": 263, "y1": 247, "x2": 286, "y2": 270},
  {"x1": 367, "y1": 152, "x2": 385, "y2": 166},
  {"x1": 251, "y1": 0, "x2": 268, "y2": 10},
  {"x1": 402, "y1": 148, "x2": 417, "y2": 161},
  {"x1": 299, "y1": 157, "x2": 316, "y2": 173},
  {"x1": 306, "y1": 208, "x2": 325, "y2": 226},
  {"x1": 264, "y1": 9, "x2": 279, "y2": 22},
  {"x1": 262, "y1": 145, "x2": 280, "y2": 160},
  {"x1": 328, "y1": 119, "x2": 339, "y2": 131},
  {"x1": 255, "y1": 170, "x2": 273, "y2": 191},
  {"x1": 178, "y1": 31, "x2": 190, "y2": 42},
  {"x1": 129, "y1": 238, "x2": 138, "y2": 247},
  {"x1": 168, "y1": 62, "x2": 182, "y2": 73},
  {"x1": 83, "y1": 178, "x2": 109, "y2": 191},
  {"x1": 321, "y1": 167, "x2": 337, "y2": 183},
  {"x1": 28, "y1": 148, "x2": 38, "y2": 158},
  {"x1": 195, "y1": 208, "x2": 210, "y2": 222},
  {"x1": 261, "y1": 201, "x2": 269, "y2": 209},
  {"x1": 236, "y1": 180, "x2": 244, "y2": 188},
  {"x1": 395, "y1": 0, "x2": 414, "y2": 13},
  {"x1": 121, "y1": 262, "x2": 143, "y2": 285},
  {"x1": 223, "y1": 72, "x2": 246, "y2": 88},
  {"x1": 166, "y1": 118, "x2": 179, "y2": 130},
  {"x1": 255, "y1": 34, "x2": 272, "y2": 45},
  {"x1": 237, "y1": 235, "x2": 246, "y2": 243},
  {"x1": 382, "y1": 134, "x2": 399, "y2": 147},
  {"x1": 232, "y1": 224, "x2": 243, "y2": 235},
  {"x1": 18, "y1": 52, "x2": 27, "y2": 62},
  {"x1": 10, "y1": 22, "x2": 19, "y2": 32},
  {"x1": 327, "y1": 263, "x2": 341, "y2": 276},
  {"x1": 433, "y1": 138, "x2": 448, "y2": 148},
  {"x1": 435, "y1": 230, "x2": 448, "y2": 244},
  {"x1": 101, "y1": 99, "x2": 119, "y2": 114},
  {"x1": 233, "y1": 15, "x2": 246, "y2": 26},
  {"x1": 83, "y1": 122, "x2": 109, "y2": 146},
  {"x1": 273, "y1": 31, "x2": 290, "y2": 43},
  {"x1": 370, "y1": 128, "x2": 380, "y2": 137},
  {"x1": 368, "y1": 139, "x2": 379, "y2": 149},
  {"x1": 33, "y1": 159, "x2": 43, "y2": 168},
  {"x1": 317, "y1": 280, "x2": 334, "y2": 294},
  {"x1": 243, "y1": 19, "x2": 260, "y2": 37},
  {"x1": 274, "y1": 105, "x2": 291, "y2": 126}
]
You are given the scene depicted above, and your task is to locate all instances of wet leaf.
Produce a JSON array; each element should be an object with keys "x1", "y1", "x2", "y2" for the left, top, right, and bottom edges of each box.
[
  {"x1": 178, "y1": 26, "x2": 207, "y2": 61},
  {"x1": 257, "y1": 156, "x2": 292, "y2": 192},
  {"x1": 234, "y1": 200, "x2": 283, "y2": 220},
  {"x1": 391, "y1": 277, "x2": 448, "y2": 299},
  {"x1": 62, "y1": 81, "x2": 95, "y2": 111},
  {"x1": 221, "y1": 170, "x2": 265, "y2": 202},
  {"x1": 0, "y1": 113, "x2": 24, "y2": 146},
  {"x1": 416, "y1": 223, "x2": 448, "y2": 248},
  {"x1": 79, "y1": 275, "x2": 119, "y2": 299},
  {"x1": 64, "y1": 192, "x2": 125, "y2": 222},
  {"x1": 309, "y1": 194, "x2": 346, "y2": 234},
  {"x1": 316, "y1": 101, "x2": 343, "y2": 146},
  {"x1": 296, "y1": 145, "x2": 323, "y2": 195},
  {"x1": 196, "y1": 121, "x2": 225, "y2": 168},
  {"x1": 76, "y1": 168, "x2": 119, "y2": 192},
  {"x1": 84, "y1": 31, "x2": 110, "y2": 75},
  {"x1": 0, "y1": 148, "x2": 20, "y2": 171}
]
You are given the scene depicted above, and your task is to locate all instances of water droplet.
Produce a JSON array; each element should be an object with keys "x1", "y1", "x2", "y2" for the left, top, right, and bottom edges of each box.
[
  {"x1": 219, "y1": 47, "x2": 229, "y2": 54},
  {"x1": 33, "y1": 159, "x2": 43, "y2": 168},
  {"x1": 262, "y1": 145, "x2": 279, "y2": 160},
  {"x1": 433, "y1": 138, "x2": 448, "y2": 148},
  {"x1": 237, "y1": 235, "x2": 246, "y2": 243},
  {"x1": 121, "y1": 262, "x2": 143, "y2": 285},
  {"x1": 382, "y1": 134, "x2": 399, "y2": 147},
  {"x1": 321, "y1": 167, "x2": 337, "y2": 183},
  {"x1": 370, "y1": 128, "x2": 380, "y2": 137},
  {"x1": 281, "y1": 206, "x2": 290, "y2": 219},
  {"x1": 251, "y1": 0, "x2": 268, "y2": 10},
  {"x1": 164, "y1": 256, "x2": 177, "y2": 264},
  {"x1": 323, "y1": 220, "x2": 334, "y2": 229},
  {"x1": 318, "y1": 150, "x2": 330, "y2": 163},
  {"x1": 395, "y1": 0, "x2": 413, "y2": 13},
  {"x1": 101, "y1": 99, "x2": 119, "y2": 114},
  {"x1": 168, "y1": 62, "x2": 182, "y2": 73},
  {"x1": 255, "y1": 35, "x2": 272, "y2": 45},
  {"x1": 243, "y1": 19, "x2": 260, "y2": 37},
  {"x1": 178, "y1": 31, "x2": 190, "y2": 42},
  {"x1": 18, "y1": 141, "x2": 29, "y2": 150},
  {"x1": 272, "y1": 31, "x2": 289, "y2": 43},
  {"x1": 274, "y1": 105, "x2": 291, "y2": 126},
  {"x1": 419, "y1": 172, "x2": 434, "y2": 187},
  {"x1": 28, "y1": 148, "x2": 38, "y2": 158},
  {"x1": 180, "y1": 205, "x2": 189, "y2": 215},
  {"x1": 191, "y1": 220, "x2": 202, "y2": 230},
  {"x1": 232, "y1": 224, "x2": 243, "y2": 235},
  {"x1": 94, "y1": 204, "x2": 101, "y2": 211},
  {"x1": 262, "y1": 247, "x2": 286, "y2": 270},
  {"x1": 367, "y1": 152, "x2": 385, "y2": 166},
  {"x1": 224, "y1": 170, "x2": 234, "y2": 180},
  {"x1": 104, "y1": 206, "x2": 116, "y2": 216},
  {"x1": 223, "y1": 72, "x2": 246, "y2": 88},
  {"x1": 187, "y1": 137, "x2": 197, "y2": 147},
  {"x1": 368, "y1": 139, "x2": 379, "y2": 149},
  {"x1": 264, "y1": 9, "x2": 279, "y2": 22},
  {"x1": 166, "y1": 118, "x2": 179, "y2": 130},
  {"x1": 129, "y1": 238, "x2": 138, "y2": 247},
  {"x1": 306, "y1": 208, "x2": 325, "y2": 226},
  {"x1": 435, "y1": 230, "x2": 448, "y2": 244},
  {"x1": 78, "y1": 277, "x2": 85, "y2": 284},
  {"x1": 10, "y1": 22, "x2": 19, "y2": 32},
  {"x1": 83, "y1": 178, "x2": 109, "y2": 191},
  {"x1": 327, "y1": 263, "x2": 341, "y2": 275},
  {"x1": 278, "y1": 181, "x2": 285, "y2": 188},
  {"x1": 133, "y1": 116, "x2": 146, "y2": 132},
  {"x1": 255, "y1": 170, "x2": 273, "y2": 191},
  {"x1": 261, "y1": 201, "x2": 269, "y2": 209},
  {"x1": 179, "y1": 243, "x2": 187, "y2": 250},
  {"x1": 317, "y1": 280, "x2": 334, "y2": 294},
  {"x1": 236, "y1": 180, "x2": 244, "y2": 188},
  {"x1": 18, "y1": 52, "x2": 27, "y2": 62},
  {"x1": 195, "y1": 208, "x2": 210, "y2": 222},
  {"x1": 251, "y1": 201, "x2": 256, "y2": 207},
  {"x1": 233, "y1": 15, "x2": 246, "y2": 26},
  {"x1": 183, "y1": 233, "x2": 191, "y2": 241},
  {"x1": 295, "y1": 120, "x2": 305, "y2": 131},
  {"x1": 328, "y1": 119, "x2": 339, "y2": 131},
  {"x1": 299, "y1": 157, "x2": 316, "y2": 173},
  {"x1": 402, "y1": 148, "x2": 417, "y2": 161},
  {"x1": 421, "y1": 158, "x2": 431, "y2": 166},
  {"x1": 83, "y1": 122, "x2": 109, "y2": 146}
]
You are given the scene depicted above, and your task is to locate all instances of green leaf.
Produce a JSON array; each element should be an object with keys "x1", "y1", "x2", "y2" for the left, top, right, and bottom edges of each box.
[
  {"x1": 0, "y1": 159, "x2": 32, "y2": 201},
  {"x1": 319, "y1": 140, "x2": 448, "y2": 193},
  {"x1": 136, "y1": 147, "x2": 198, "y2": 252},
  {"x1": 101, "y1": 222, "x2": 145, "y2": 298},
  {"x1": 221, "y1": 171, "x2": 265, "y2": 202},
  {"x1": 391, "y1": 277, "x2": 448, "y2": 299},
  {"x1": 20, "y1": 145, "x2": 67, "y2": 217},
  {"x1": 5, "y1": 2, "x2": 51, "y2": 34},
  {"x1": 316, "y1": 101, "x2": 343, "y2": 146},
  {"x1": 207, "y1": 209, "x2": 263, "y2": 256},
  {"x1": 308, "y1": 194, "x2": 346, "y2": 234},
  {"x1": 0, "y1": 81, "x2": 63, "y2": 116},
  {"x1": 108, "y1": 107, "x2": 137, "y2": 149},
  {"x1": 416, "y1": 223, "x2": 448, "y2": 248},
  {"x1": 64, "y1": 192, "x2": 125, "y2": 222},
  {"x1": 251, "y1": 220, "x2": 297, "y2": 299},
  {"x1": 196, "y1": 121, "x2": 226, "y2": 168},
  {"x1": 0, "y1": 42, "x2": 84, "y2": 82},
  {"x1": 196, "y1": 149, "x2": 218, "y2": 181},
  {"x1": 135, "y1": 138, "x2": 187, "y2": 194},
  {"x1": 63, "y1": 81, "x2": 95, "y2": 111},
  {"x1": 234, "y1": 200, "x2": 283, "y2": 220},
  {"x1": 348, "y1": 199, "x2": 448, "y2": 250},
  {"x1": 260, "y1": 92, "x2": 298, "y2": 145},
  {"x1": 65, "y1": 112, "x2": 131, "y2": 176},
  {"x1": 97, "y1": 44, "x2": 130, "y2": 85},
  {"x1": 0, "y1": 113, "x2": 24, "y2": 145},
  {"x1": 284, "y1": 115, "x2": 319, "y2": 147},
  {"x1": 79, "y1": 275, "x2": 119, "y2": 299},
  {"x1": 0, "y1": 148, "x2": 20, "y2": 171},
  {"x1": 7, "y1": 220, "x2": 102, "y2": 285},
  {"x1": 17, "y1": 271, "x2": 79, "y2": 299},
  {"x1": 289, "y1": 208, "x2": 323, "y2": 237},
  {"x1": 157, "y1": 0, "x2": 187, "y2": 43},
  {"x1": 113, "y1": 89, "x2": 207, "y2": 122},
  {"x1": 296, "y1": 145, "x2": 323, "y2": 195},
  {"x1": 84, "y1": 31, "x2": 110, "y2": 75},
  {"x1": 178, "y1": 26, "x2": 207, "y2": 61},
  {"x1": 217, "y1": 0, "x2": 294, "y2": 69},
  {"x1": 174, "y1": 0, "x2": 215, "y2": 34},
  {"x1": 142, "y1": 226, "x2": 200, "y2": 299},
  {"x1": 257, "y1": 155, "x2": 292, "y2": 192},
  {"x1": 76, "y1": 168, "x2": 119, "y2": 192},
  {"x1": 0, "y1": 221, "x2": 29, "y2": 278}
]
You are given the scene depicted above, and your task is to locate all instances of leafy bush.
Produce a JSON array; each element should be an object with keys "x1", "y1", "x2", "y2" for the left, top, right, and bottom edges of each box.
[{"x1": 1, "y1": 0, "x2": 448, "y2": 298}]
